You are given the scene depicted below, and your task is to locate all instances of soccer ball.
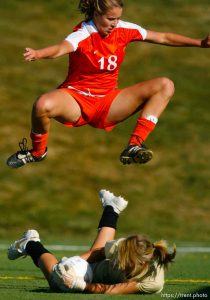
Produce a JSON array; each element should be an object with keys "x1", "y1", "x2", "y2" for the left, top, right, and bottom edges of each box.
[{"x1": 60, "y1": 256, "x2": 93, "y2": 283}]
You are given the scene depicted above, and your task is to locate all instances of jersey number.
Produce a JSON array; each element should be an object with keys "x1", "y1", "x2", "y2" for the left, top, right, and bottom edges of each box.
[{"x1": 98, "y1": 55, "x2": 118, "y2": 71}]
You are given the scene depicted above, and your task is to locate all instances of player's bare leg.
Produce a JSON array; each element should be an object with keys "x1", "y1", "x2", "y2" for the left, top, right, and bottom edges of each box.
[
  {"x1": 106, "y1": 77, "x2": 175, "y2": 164},
  {"x1": 31, "y1": 89, "x2": 81, "y2": 133},
  {"x1": 81, "y1": 190, "x2": 128, "y2": 262},
  {"x1": 38, "y1": 253, "x2": 58, "y2": 283},
  {"x1": 7, "y1": 89, "x2": 81, "y2": 168},
  {"x1": 7, "y1": 229, "x2": 58, "y2": 285}
]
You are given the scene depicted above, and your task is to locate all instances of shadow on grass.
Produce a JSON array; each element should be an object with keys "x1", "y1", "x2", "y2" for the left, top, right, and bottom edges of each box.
[
  {"x1": 192, "y1": 286, "x2": 210, "y2": 296},
  {"x1": 178, "y1": 286, "x2": 210, "y2": 299},
  {"x1": 31, "y1": 288, "x2": 52, "y2": 293}
]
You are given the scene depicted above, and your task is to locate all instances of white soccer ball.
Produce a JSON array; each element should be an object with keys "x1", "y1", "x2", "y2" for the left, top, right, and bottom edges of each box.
[{"x1": 60, "y1": 256, "x2": 93, "y2": 283}]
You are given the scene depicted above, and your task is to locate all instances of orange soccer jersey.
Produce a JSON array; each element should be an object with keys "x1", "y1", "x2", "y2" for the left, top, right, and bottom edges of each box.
[{"x1": 59, "y1": 20, "x2": 147, "y2": 95}]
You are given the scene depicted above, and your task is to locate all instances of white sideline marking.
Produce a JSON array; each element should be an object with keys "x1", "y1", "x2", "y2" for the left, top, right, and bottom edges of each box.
[
  {"x1": 43, "y1": 245, "x2": 90, "y2": 251},
  {"x1": 1, "y1": 244, "x2": 210, "y2": 253},
  {"x1": 178, "y1": 247, "x2": 210, "y2": 253}
]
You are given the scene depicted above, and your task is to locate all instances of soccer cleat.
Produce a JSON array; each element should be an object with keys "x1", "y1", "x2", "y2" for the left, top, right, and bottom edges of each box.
[
  {"x1": 6, "y1": 138, "x2": 47, "y2": 168},
  {"x1": 8, "y1": 229, "x2": 40, "y2": 260},
  {"x1": 99, "y1": 189, "x2": 128, "y2": 214},
  {"x1": 120, "y1": 144, "x2": 153, "y2": 165}
]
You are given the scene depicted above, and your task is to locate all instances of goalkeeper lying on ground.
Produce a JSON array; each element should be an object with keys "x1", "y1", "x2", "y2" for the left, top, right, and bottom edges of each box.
[{"x1": 8, "y1": 190, "x2": 176, "y2": 294}]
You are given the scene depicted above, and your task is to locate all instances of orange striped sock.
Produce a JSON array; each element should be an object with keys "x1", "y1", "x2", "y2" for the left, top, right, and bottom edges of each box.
[
  {"x1": 30, "y1": 132, "x2": 48, "y2": 157},
  {"x1": 129, "y1": 117, "x2": 156, "y2": 145}
]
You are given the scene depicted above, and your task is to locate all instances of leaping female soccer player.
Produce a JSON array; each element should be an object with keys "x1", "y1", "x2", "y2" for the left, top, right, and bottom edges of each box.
[{"x1": 7, "y1": 0, "x2": 210, "y2": 168}]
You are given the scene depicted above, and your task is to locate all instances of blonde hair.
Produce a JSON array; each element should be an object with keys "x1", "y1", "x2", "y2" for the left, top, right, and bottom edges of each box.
[
  {"x1": 113, "y1": 235, "x2": 176, "y2": 280},
  {"x1": 78, "y1": 0, "x2": 124, "y2": 21}
]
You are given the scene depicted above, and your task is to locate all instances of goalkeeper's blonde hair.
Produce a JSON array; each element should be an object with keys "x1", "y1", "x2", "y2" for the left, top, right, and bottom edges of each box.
[
  {"x1": 78, "y1": 0, "x2": 124, "y2": 21},
  {"x1": 112, "y1": 235, "x2": 176, "y2": 280}
]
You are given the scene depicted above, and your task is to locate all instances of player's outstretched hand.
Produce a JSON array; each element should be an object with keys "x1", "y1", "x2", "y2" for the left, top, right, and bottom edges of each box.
[
  {"x1": 201, "y1": 35, "x2": 210, "y2": 48},
  {"x1": 24, "y1": 47, "x2": 39, "y2": 61}
]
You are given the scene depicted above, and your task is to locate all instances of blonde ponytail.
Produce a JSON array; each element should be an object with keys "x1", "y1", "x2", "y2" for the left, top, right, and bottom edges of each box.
[
  {"x1": 112, "y1": 235, "x2": 176, "y2": 280},
  {"x1": 153, "y1": 240, "x2": 176, "y2": 269}
]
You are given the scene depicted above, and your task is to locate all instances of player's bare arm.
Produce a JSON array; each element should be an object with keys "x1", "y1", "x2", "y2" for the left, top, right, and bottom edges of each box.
[
  {"x1": 85, "y1": 281, "x2": 140, "y2": 294},
  {"x1": 145, "y1": 30, "x2": 210, "y2": 47},
  {"x1": 48, "y1": 259, "x2": 140, "y2": 294},
  {"x1": 24, "y1": 40, "x2": 74, "y2": 61}
]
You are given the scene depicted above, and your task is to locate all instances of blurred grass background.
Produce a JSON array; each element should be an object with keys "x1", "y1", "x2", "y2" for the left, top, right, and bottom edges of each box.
[{"x1": 0, "y1": 0, "x2": 210, "y2": 244}]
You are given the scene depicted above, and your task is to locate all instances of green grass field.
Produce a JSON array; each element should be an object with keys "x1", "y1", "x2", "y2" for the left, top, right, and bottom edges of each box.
[
  {"x1": 1, "y1": 0, "x2": 210, "y2": 298},
  {"x1": 0, "y1": 247, "x2": 210, "y2": 299}
]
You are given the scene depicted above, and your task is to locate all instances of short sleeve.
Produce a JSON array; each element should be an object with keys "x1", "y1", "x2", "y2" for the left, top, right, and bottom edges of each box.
[
  {"x1": 137, "y1": 280, "x2": 164, "y2": 294},
  {"x1": 136, "y1": 265, "x2": 164, "y2": 294},
  {"x1": 65, "y1": 22, "x2": 91, "y2": 51},
  {"x1": 117, "y1": 20, "x2": 147, "y2": 43}
]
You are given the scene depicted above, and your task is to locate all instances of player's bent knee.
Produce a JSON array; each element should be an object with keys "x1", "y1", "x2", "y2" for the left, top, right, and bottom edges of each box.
[
  {"x1": 160, "y1": 77, "x2": 175, "y2": 98},
  {"x1": 33, "y1": 94, "x2": 55, "y2": 116}
]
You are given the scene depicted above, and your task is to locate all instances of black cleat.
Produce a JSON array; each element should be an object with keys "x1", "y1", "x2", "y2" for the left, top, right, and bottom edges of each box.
[
  {"x1": 120, "y1": 144, "x2": 153, "y2": 165},
  {"x1": 7, "y1": 138, "x2": 47, "y2": 169}
]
